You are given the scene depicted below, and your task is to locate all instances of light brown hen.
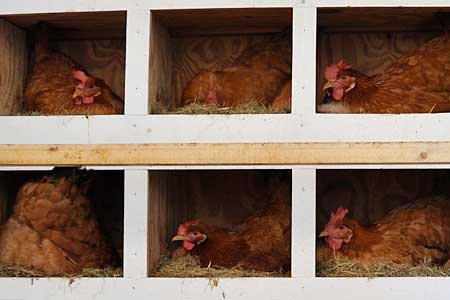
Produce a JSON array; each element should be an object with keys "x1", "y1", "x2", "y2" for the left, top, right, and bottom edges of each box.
[
  {"x1": 23, "y1": 23, "x2": 123, "y2": 115},
  {"x1": 0, "y1": 173, "x2": 114, "y2": 275},
  {"x1": 181, "y1": 37, "x2": 291, "y2": 112},
  {"x1": 317, "y1": 196, "x2": 450, "y2": 268},
  {"x1": 319, "y1": 35, "x2": 450, "y2": 113}
]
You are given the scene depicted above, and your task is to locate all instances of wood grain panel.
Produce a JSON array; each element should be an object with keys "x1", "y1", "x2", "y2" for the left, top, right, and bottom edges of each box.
[
  {"x1": 0, "y1": 19, "x2": 27, "y2": 115},
  {"x1": 2, "y1": 11, "x2": 126, "y2": 40},
  {"x1": 153, "y1": 8, "x2": 292, "y2": 37},
  {"x1": 149, "y1": 17, "x2": 173, "y2": 112},
  {"x1": 56, "y1": 40, "x2": 126, "y2": 99},
  {"x1": 0, "y1": 142, "x2": 448, "y2": 166},
  {"x1": 318, "y1": 8, "x2": 450, "y2": 33},
  {"x1": 316, "y1": 32, "x2": 438, "y2": 103}
]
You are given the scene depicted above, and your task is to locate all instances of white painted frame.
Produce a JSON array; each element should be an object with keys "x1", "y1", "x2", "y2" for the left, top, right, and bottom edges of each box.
[
  {"x1": 0, "y1": 165, "x2": 449, "y2": 299},
  {"x1": 1, "y1": 0, "x2": 450, "y2": 299},
  {"x1": 0, "y1": 1, "x2": 449, "y2": 144}
]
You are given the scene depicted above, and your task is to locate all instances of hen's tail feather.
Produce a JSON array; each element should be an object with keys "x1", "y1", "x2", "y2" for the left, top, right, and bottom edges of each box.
[{"x1": 33, "y1": 22, "x2": 50, "y2": 62}]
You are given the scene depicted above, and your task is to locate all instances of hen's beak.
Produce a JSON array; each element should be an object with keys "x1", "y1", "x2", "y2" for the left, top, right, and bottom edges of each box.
[
  {"x1": 172, "y1": 234, "x2": 185, "y2": 242},
  {"x1": 73, "y1": 89, "x2": 83, "y2": 99},
  {"x1": 319, "y1": 230, "x2": 330, "y2": 238},
  {"x1": 323, "y1": 81, "x2": 335, "y2": 90}
]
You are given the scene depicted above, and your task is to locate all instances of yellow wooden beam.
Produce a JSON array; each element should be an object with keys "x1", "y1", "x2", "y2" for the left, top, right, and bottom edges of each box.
[{"x1": 0, "y1": 142, "x2": 448, "y2": 166}]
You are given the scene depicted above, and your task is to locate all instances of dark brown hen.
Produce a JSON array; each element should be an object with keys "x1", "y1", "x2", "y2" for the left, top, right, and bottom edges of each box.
[{"x1": 171, "y1": 182, "x2": 291, "y2": 272}]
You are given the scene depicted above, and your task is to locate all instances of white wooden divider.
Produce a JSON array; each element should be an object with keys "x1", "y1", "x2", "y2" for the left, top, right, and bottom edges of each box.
[{"x1": 124, "y1": 169, "x2": 149, "y2": 278}]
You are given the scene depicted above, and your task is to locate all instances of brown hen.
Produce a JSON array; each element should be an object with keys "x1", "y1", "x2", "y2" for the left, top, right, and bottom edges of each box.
[
  {"x1": 318, "y1": 35, "x2": 450, "y2": 113},
  {"x1": 0, "y1": 173, "x2": 114, "y2": 275},
  {"x1": 181, "y1": 37, "x2": 291, "y2": 112},
  {"x1": 317, "y1": 196, "x2": 450, "y2": 267},
  {"x1": 171, "y1": 181, "x2": 291, "y2": 272},
  {"x1": 23, "y1": 23, "x2": 123, "y2": 115}
]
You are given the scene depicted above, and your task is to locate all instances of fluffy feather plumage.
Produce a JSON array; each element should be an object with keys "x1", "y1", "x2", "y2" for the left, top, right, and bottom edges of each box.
[
  {"x1": 172, "y1": 182, "x2": 291, "y2": 272},
  {"x1": 317, "y1": 196, "x2": 450, "y2": 267},
  {"x1": 0, "y1": 174, "x2": 114, "y2": 275},
  {"x1": 318, "y1": 35, "x2": 450, "y2": 113},
  {"x1": 23, "y1": 23, "x2": 123, "y2": 115}
]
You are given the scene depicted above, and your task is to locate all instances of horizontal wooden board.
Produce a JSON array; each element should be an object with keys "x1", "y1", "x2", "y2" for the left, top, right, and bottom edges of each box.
[
  {"x1": 318, "y1": 7, "x2": 450, "y2": 33},
  {"x1": 0, "y1": 142, "x2": 448, "y2": 166},
  {"x1": 152, "y1": 8, "x2": 292, "y2": 37},
  {"x1": 2, "y1": 11, "x2": 126, "y2": 40}
]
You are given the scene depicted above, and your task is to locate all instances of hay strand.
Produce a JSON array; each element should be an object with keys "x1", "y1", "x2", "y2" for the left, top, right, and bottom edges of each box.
[
  {"x1": 151, "y1": 100, "x2": 289, "y2": 115},
  {"x1": 151, "y1": 255, "x2": 287, "y2": 278},
  {"x1": 317, "y1": 259, "x2": 450, "y2": 277},
  {"x1": 0, "y1": 265, "x2": 123, "y2": 278}
]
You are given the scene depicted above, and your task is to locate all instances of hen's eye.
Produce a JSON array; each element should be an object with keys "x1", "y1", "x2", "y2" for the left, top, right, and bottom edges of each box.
[
  {"x1": 339, "y1": 226, "x2": 345, "y2": 230},
  {"x1": 341, "y1": 76, "x2": 348, "y2": 80}
]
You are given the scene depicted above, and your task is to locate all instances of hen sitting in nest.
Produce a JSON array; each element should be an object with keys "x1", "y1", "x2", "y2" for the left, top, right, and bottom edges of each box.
[
  {"x1": 23, "y1": 23, "x2": 123, "y2": 115},
  {"x1": 0, "y1": 169, "x2": 115, "y2": 275},
  {"x1": 171, "y1": 180, "x2": 291, "y2": 272}
]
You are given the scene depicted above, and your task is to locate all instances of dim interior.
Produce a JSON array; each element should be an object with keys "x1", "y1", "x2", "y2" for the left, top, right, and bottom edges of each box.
[
  {"x1": 149, "y1": 8, "x2": 293, "y2": 114},
  {"x1": 316, "y1": 169, "x2": 450, "y2": 277},
  {"x1": 0, "y1": 11, "x2": 126, "y2": 115},
  {"x1": 148, "y1": 169, "x2": 292, "y2": 276},
  {"x1": 0, "y1": 169, "x2": 124, "y2": 276},
  {"x1": 316, "y1": 7, "x2": 450, "y2": 112}
]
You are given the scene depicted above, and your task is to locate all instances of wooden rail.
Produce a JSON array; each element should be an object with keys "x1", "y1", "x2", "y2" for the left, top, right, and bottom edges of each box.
[{"x1": 0, "y1": 142, "x2": 448, "y2": 166}]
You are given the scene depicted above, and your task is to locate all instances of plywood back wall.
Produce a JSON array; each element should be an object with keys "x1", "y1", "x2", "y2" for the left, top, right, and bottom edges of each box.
[
  {"x1": 0, "y1": 19, "x2": 27, "y2": 115},
  {"x1": 149, "y1": 17, "x2": 173, "y2": 112},
  {"x1": 316, "y1": 169, "x2": 450, "y2": 235},
  {"x1": 179, "y1": 171, "x2": 270, "y2": 227},
  {"x1": 56, "y1": 40, "x2": 126, "y2": 100},
  {"x1": 316, "y1": 32, "x2": 438, "y2": 103}
]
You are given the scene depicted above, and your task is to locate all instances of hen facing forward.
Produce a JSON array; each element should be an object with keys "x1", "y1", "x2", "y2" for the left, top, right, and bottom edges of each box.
[
  {"x1": 181, "y1": 37, "x2": 292, "y2": 112},
  {"x1": 0, "y1": 172, "x2": 114, "y2": 275},
  {"x1": 318, "y1": 35, "x2": 450, "y2": 113},
  {"x1": 23, "y1": 23, "x2": 123, "y2": 115},
  {"x1": 317, "y1": 196, "x2": 450, "y2": 268},
  {"x1": 171, "y1": 183, "x2": 291, "y2": 272}
]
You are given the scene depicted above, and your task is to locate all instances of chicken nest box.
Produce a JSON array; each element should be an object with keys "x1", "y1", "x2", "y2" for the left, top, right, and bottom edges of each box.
[{"x1": 149, "y1": 8, "x2": 292, "y2": 115}]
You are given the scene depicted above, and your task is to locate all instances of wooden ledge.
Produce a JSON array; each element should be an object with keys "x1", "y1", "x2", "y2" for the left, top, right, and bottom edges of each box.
[{"x1": 0, "y1": 142, "x2": 448, "y2": 166}]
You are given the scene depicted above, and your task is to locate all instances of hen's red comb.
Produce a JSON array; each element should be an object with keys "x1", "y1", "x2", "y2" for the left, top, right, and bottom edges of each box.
[
  {"x1": 324, "y1": 59, "x2": 352, "y2": 81},
  {"x1": 327, "y1": 207, "x2": 348, "y2": 226},
  {"x1": 177, "y1": 219, "x2": 200, "y2": 235}
]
